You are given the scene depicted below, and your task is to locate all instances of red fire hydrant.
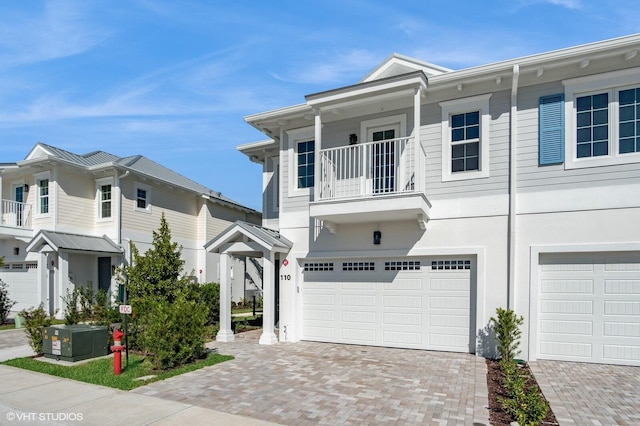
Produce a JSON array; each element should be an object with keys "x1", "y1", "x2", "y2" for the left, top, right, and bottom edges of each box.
[{"x1": 111, "y1": 329, "x2": 125, "y2": 375}]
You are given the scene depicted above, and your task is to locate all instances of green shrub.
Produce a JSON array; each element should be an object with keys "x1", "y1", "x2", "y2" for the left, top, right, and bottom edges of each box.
[
  {"x1": 91, "y1": 289, "x2": 120, "y2": 326},
  {"x1": 20, "y1": 305, "x2": 52, "y2": 354},
  {"x1": 490, "y1": 308, "x2": 524, "y2": 362},
  {"x1": 137, "y1": 296, "x2": 207, "y2": 370},
  {"x1": 0, "y1": 279, "x2": 17, "y2": 324},
  {"x1": 62, "y1": 287, "x2": 82, "y2": 325},
  {"x1": 197, "y1": 282, "x2": 220, "y2": 325}
]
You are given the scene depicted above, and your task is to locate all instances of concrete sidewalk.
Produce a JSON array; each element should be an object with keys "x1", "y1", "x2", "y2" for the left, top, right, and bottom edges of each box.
[{"x1": 0, "y1": 364, "x2": 280, "y2": 426}]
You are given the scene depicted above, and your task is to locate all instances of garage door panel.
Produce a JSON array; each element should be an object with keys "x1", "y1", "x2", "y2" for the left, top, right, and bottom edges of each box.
[
  {"x1": 540, "y1": 300, "x2": 593, "y2": 314},
  {"x1": 384, "y1": 278, "x2": 421, "y2": 291},
  {"x1": 540, "y1": 319, "x2": 593, "y2": 336},
  {"x1": 341, "y1": 282, "x2": 376, "y2": 290},
  {"x1": 304, "y1": 326, "x2": 335, "y2": 339},
  {"x1": 383, "y1": 330, "x2": 422, "y2": 346},
  {"x1": 541, "y1": 279, "x2": 593, "y2": 294},
  {"x1": 430, "y1": 314, "x2": 468, "y2": 328},
  {"x1": 429, "y1": 333, "x2": 468, "y2": 349},
  {"x1": 603, "y1": 322, "x2": 640, "y2": 337},
  {"x1": 303, "y1": 293, "x2": 335, "y2": 306},
  {"x1": 303, "y1": 309, "x2": 335, "y2": 321},
  {"x1": 538, "y1": 253, "x2": 640, "y2": 366},
  {"x1": 383, "y1": 312, "x2": 422, "y2": 325},
  {"x1": 341, "y1": 294, "x2": 376, "y2": 307},
  {"x1": 430, "y1": 296, "x2": 468, "y2": 310},
  {"x1": 604, "y1": 301, "x2": 640, "y2": 315},
  {"x1": 604, "y1": 280, "x2": 640, "y2": 294},
  {"x1": 341, "y1": 328, "x2": 376, "y2": 342},
  {"x1": 383, "y1": 295, "x2": 422, "y2": 309},
  {"x1": 341, "y1": 311, "x2": 376, "y2": 323},
  {"x1": 603, "y1": 345, "x2": 640, "y2": 362}
]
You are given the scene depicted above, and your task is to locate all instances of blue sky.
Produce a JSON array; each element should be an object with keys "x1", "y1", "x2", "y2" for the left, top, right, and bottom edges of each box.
[{"x1": 1, "y1": 1, "x2": 638, "y2": 211}]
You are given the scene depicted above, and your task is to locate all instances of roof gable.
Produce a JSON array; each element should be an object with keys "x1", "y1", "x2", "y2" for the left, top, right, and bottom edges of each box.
[
  {"x1": 361, "y1": 53, "x2": 452, "y2": 83},
  {"x1": 205, "y1": 221, "x2": 292, "y2": 254}
]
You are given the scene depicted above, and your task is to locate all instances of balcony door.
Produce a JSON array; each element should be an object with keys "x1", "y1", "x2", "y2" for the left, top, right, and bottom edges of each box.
[
  {"x1": 13, "y1": 184, "x2": 24, "y2": 226},
  {"x1": 369, "y1": 126, "x2": 399, "y2": 194}
]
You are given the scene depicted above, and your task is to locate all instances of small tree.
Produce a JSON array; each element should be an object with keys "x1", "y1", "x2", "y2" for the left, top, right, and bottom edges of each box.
[
  {"x1": 116, "y1": 214, "x2": 207, "y2": 368},
  {"x1": 0, "y1": 257, "x2": 17, "y2": 324},
  {"x1": 490, "y1": 308, "x2": 524, "y2": 362},
  {"x1": 121, "y1": 213, "x2": 192, "y2": 303}
]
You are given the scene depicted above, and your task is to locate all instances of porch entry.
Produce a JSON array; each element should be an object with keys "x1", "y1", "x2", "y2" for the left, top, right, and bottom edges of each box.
[{"x1": 98, "y1": 257, "x2": 111, "y2": 293}]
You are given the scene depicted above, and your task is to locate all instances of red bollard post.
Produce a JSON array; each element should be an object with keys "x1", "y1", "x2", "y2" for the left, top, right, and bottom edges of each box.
[{"x1": 111, "y1": 329, "x2": 125, "y2": 375}]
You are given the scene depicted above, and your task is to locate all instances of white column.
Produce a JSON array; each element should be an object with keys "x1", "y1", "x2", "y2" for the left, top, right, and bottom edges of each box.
[
  {"x1": 216, "y1": 252, "x2": 235, "y2": 342},
  {"x1": 414, "y1": 86, "x2": 423, "y2": 192},
  {"x1": 313, "y1": 108, "x2": 322, "y2": 202},
  {"x1": 38, "y1": 252, "x2": 48, "y2": 311},
  {"x1": 55, "y1": 251, "x2": 69, "y2": 320},
  {"x1": 259, "y1": 251, "x2": 278, "y2": 345}
]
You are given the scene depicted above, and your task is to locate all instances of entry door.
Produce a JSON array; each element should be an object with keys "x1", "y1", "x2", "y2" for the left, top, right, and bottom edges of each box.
[
  {"x1": 98, "y1": 257, "x2": 111, "y2": 293},
  {"x1": 370, "y1": 127, "x2": 397, "y2": 194},
  {"x1": 14, "y1": 185, "x2": 24, "y2": 226}
]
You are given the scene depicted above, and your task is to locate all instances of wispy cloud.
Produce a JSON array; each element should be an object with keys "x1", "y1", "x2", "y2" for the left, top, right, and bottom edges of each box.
[
  {"x1": 0, "y1": 0, "x2": 109, "y2": 68},
  {"x1": 268, "y1": 49, "x2": 381, "y2": 85}
]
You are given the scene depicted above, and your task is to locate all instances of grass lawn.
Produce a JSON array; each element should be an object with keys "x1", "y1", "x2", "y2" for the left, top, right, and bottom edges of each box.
[{"x1": 2, "y1": 351, "x2": 233, "y2": 391}]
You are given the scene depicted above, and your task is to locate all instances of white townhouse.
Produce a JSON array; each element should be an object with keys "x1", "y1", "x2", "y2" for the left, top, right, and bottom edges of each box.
[
  {"x1": 216, "y1": 34, "x2": 640, "y2": 366},
  {"x1": 0, "y1": 143, "x2": 262, "y2": 318}
]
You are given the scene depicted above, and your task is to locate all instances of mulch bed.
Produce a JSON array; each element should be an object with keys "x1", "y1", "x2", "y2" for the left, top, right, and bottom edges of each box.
[{"x1": 486, "y1": 358, "x2": 559, "y2": 426}]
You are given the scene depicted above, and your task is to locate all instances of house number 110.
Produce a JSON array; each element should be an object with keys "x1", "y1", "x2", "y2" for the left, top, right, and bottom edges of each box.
[{"x1": 280, "y1": 274, "x2": 291, "y2": 281}]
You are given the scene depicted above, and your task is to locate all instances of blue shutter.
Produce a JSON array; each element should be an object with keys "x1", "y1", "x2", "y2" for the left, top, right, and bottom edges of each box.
[{"x1": 539, "y1": 94, "x2": 565, "y2": 165}]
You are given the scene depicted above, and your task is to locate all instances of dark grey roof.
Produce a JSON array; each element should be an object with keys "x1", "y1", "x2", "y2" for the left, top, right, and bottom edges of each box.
[
  {"x1": 29, "y1": 143, "x2": 255, "y2": 212},
  {"x1": 27, "y1": 230, "x2": 122, "y2": 254},
  {"x1": 204, "y1": 220, "x2": 292, "y2": 253}
]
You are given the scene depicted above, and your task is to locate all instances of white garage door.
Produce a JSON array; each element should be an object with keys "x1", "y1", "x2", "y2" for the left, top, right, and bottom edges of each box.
[
  {"x1": 538, "y1": 253, "x2": 640, "y2": 366},
  {"x1": 301, "y1": 258, "x2": 473, "y2": 353},
  {"x1": 0, "y1": 263, "x2": 40, "y2": 312}
]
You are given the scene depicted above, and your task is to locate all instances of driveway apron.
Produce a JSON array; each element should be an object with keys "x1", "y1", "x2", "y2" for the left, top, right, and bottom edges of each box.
[
  {"x1": 133, "y1": 336, "x2": 490, "y2": 425},
  {"x1": 530, "y1": 360, "x2": 640, "y2": 425}
]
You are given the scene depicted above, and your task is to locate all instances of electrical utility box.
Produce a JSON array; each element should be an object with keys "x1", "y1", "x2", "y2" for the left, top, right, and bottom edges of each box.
[{"x1": 42, "y1": 325, "x2": 109, "y2": 362}]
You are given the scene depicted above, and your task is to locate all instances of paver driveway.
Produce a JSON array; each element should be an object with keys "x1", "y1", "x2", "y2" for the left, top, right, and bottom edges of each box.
[
  {"x1": 133, "y1": 335, "x2": 490, "y2": 425},
  {"x1": 530, "y1": 360, "x2": 640, "y2": 426}
]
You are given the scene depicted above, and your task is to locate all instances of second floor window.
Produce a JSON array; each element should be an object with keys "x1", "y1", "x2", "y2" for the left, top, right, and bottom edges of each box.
[
  {"x1": 297, "y1": 140, "x2": 315, "y2": 188},
  {"x1": 576, "y1": 93, "x2": 609, "y2": 158},
  {"x1": 100, "y1": 184, "x2": 112, "y2": 218},
  {"x1": 137, "y1": 188, "x2": 147, "y2": 209},
  {"x1": 38, "y1": 179, "x2": 49, "y2": 214},
  {"x1": 451, "y1": 111, "x2": 480, "y2": 172}
]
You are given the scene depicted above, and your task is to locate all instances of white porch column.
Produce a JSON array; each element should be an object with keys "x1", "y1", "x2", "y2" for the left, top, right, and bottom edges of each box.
[
  {"x1": 55, "y1": 251, "x2": 69, "y2": 320},
  {"x1": 38, "y1": 252, "x2": 48, "y2": 311},
  {"x1": 313, "y1": 108, "x2": 322, "y2": 202},
  {"x1": 414, "y1": 86, "x2": 423, "y2": 192},
  {"x1": 259, "y1": 251, "x2": 278, "y2": 345},
  {"x1": 216, "y1": 252, "x2": 235, "y2": 342}
]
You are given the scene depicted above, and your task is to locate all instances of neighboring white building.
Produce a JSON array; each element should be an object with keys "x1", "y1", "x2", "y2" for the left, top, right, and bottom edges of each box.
[
  {"x1": 216, "y1": 34, "x2": 640, "y2": 367},
  {"x1": 0, "y1": 143, "x2": 262, "y2": 318}
]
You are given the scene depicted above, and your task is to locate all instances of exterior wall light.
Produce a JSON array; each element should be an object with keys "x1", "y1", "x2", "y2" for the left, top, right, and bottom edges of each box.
[
  {"x1": 349, "y1": 133, "x2": 358, "y2": 145},
  {"x1": 373, "y1": 230, "x2": 381, "y2": 245}
]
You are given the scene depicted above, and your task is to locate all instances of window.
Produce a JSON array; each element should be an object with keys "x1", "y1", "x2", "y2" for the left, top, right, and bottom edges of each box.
[
  {"x1": 440, "y1": 94, "x2": 491, "y2": 181},
  {"x1": 137, "y1": 188, "x2": 147, "y2": 209},
  {"x1": 297, "y1": 140, "x2": 314, "y2": 188},
  {"x1": 576, "y1": 93, "x2": 609, "y2": 158},
  {"x1": 431, "y1": 260, "x2": 471, "y2": 270},
  {"x1": 619, "y1": 88, "x2": 640, "y2": 154},
  {"x1": 451, "y1": 111, "x2": 480, "y2": 172},
  {"x1": 286, "y1": 127, "x2": 315, "y2": 196},
  {"x1": 34, "y1": 172, "x2": 51, "y2": 216},
  {"x1": 100, "y1": 184, "x2": 112, "y2": 218},
  {"x1": 38, "y1": 178, "x2": 49, "y2": 214},
  {"x1": 342, "y1": 262, "x2": 375, "y2": 271},
  {"x1": 304, "y1": 262, "x2": 334, "y2": 271},
  {"x1": 134, "y1": 183, "x2": 151, "y2": 212},
  {"x1": 385, "y1": 261, "x2": 421, "y2": 271},
  {"x1": 564, "y1": 68, "x2": 640, "y2": 169}
]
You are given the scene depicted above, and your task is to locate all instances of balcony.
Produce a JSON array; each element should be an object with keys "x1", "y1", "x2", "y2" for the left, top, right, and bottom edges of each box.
[
  {"x1": 1, "y1": 200, "x2": 32, "y2": 230},
  {"x1": 311, "y1": 137, "x2": 431, "y2": 228}
]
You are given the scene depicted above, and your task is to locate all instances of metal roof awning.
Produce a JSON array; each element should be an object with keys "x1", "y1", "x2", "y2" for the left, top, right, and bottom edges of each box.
[
  {"x1": 26, "y1": 230, "x2": 123, "y2": 254},
  {"x1": 204, "y1": 221, "x2": 292, "y2": 256}
]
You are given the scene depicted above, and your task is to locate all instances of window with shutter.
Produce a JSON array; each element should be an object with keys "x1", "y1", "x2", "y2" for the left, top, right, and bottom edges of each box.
[{"x1": 539, "y1": 94, "x2": 565, "y2": 165}]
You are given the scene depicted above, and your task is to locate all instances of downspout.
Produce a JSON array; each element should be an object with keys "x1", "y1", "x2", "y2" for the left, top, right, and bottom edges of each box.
[
  {"x1": 116, "y1": 170, "x2": 130, "y2": 247},
  {"x1": 507, "y1": 64, "x2": 520, "y2": 310}
]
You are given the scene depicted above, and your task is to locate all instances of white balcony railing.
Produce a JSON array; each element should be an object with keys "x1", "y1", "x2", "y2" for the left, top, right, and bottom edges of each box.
[
  {"x1": 1, "y1": 200, "x2": 32, "y2": 229},
  {"x1": 317, "y1": 137, "x2": 424, "y2": 201}
]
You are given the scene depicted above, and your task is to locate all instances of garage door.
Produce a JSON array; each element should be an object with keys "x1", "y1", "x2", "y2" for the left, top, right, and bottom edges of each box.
[
  {"x1": 538, "y1": 253, "x2": 640, "y2": 366},
  {"x1": 0, "y1": 263, "x2": 39, "y2": 312},
  {"x1": 301, "y1": 258, "x2": 473, "y2": 352}
]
